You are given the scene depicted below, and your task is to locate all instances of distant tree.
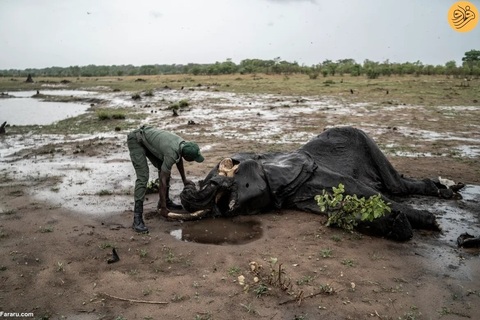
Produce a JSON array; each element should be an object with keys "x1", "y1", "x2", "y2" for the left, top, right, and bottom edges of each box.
[
  {"x1": 336, "y1": 59, "x2": 356, "y2": 75},
  {"x1": 218, "y1": 59, "x2": 238, "y2": 74},
  {"x1": 0, "y1": 56, "x2": 473, "y2": 77},
  {"x1": 472, "y1": 65, "x2": 480, "y2": 77},
  {"x1": 351, "y1": 63, "x2": 362, "y2": 77},
  {"x1": 462, "y1": 50, "x2": 480, "y2": 73},
  {"x1": 462, "y1": 49, "x2": 480, "y2": 63},
  {"x1": 445, "y1": 60, "x2": 458, "y2": 75}
]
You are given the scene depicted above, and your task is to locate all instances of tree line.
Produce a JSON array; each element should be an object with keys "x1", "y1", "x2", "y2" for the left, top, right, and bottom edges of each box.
[{"x1": 1, "y1": 50, "x2": 479, "y2": 79}]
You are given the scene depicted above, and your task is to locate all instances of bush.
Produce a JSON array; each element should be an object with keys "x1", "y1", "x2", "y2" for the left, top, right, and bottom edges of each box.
[
  {"x1": 178, "y1": 99, "x2": 189, "y2": 108},
  {"x1": 96, "y1": 110, "x2": 126, "y2": 121},
  {"x1": 169, "y1": 99, "x2": 190, "y2": 111},
  {"x1": 314, "y1": 183, "x2": 390, "y2": 231},
  {"x1": 366, "y1": 68, "x2": 380, "y2": 79}
]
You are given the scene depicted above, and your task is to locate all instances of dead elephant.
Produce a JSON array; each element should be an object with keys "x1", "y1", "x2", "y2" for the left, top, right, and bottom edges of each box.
[{"x1": 175, "y1": 126, "x2": 462, "y2": 241}]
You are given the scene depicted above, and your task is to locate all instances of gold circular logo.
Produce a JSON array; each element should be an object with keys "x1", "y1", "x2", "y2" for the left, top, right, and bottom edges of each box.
[{"x1": 448, "y1": 1, "x2": 478, "y2": 32}]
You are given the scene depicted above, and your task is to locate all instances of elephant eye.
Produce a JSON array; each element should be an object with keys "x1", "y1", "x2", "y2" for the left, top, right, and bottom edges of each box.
[{"x1": 246, "y1": 183, "x2": 249, "y2": 188}]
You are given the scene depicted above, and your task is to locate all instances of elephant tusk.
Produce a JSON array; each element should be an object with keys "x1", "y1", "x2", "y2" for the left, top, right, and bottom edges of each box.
[{"x1": 167, "y1": 209, "x2": 211, "y2": 221}]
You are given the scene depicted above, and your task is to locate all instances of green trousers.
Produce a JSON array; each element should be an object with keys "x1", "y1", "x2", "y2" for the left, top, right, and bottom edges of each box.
[{"x1": 127, "y1": 129, "x2": 161, "y2": 203}]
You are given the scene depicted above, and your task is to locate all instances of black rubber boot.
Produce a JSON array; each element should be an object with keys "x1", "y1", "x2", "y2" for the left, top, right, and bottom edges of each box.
[
  {"x1": 166, "y1": 187, "x2": 183, "y2": 211},
  {"x1": 132, "y1": 201, "x2": 148, "y2": 233}
]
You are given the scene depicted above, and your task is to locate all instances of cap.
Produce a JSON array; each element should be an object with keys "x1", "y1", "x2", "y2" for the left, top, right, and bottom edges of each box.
[{"x1": 181, "y1": 141, "x2": 204, "y2": 163}]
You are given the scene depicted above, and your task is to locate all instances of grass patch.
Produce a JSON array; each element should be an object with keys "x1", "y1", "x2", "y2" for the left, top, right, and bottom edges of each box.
[
  {"x1": 341, "y1": 258, "x2": 355, "y2": 267},
  {"x1": 253, "y1": 284, "x2": 269, "y2": 297},
  {"x1": 2, "y1": 74, "x2": 480, "y2": 107},
  {"x1": 139, "y1": 249, "x2": 148, "y2": 258},
  {"x1": 319, "y1": 248, "x2": 333, "y2": 258},
  {"x1": 331, "y1": 235, "x2": 342, "y2": 242},
  {"x1": 98, "y1": 242, "x2": 114, "y2": 249},
  {"x1": 228, "y1": 266, "x2": 241, "y2": 276},
  {"x1": 96, "y1": 109, "x2": 126, "y2": 120},
  {"x1": 296, "y1": 275, "x2": 314, "y2": 286},
  {"x1": 164, "y1": 248, "x2": 176, "y2": 263}
]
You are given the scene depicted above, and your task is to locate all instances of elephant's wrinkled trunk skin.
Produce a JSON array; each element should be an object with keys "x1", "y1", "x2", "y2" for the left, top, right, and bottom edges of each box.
[{"x1": 167, "y1": 177, "x2": 237, "y2": 221}]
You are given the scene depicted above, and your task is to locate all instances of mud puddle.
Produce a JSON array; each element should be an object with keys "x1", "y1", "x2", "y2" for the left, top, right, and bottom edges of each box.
[
  {"x1": 402, "y1": 185, "x2": 480, "y2": 282},
  {"x1": 170, "y1": 217, "x2": 263, "y2": 245}
]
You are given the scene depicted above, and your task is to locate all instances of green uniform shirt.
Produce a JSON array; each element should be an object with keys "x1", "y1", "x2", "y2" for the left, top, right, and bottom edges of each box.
[{"x1": 140, "y1": 126, "x2": 184, "y2": 173}]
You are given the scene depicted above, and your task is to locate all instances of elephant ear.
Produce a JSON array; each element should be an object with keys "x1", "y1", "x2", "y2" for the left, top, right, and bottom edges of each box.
[
  {"x1": 230, "y1": 159, "x2": 271, "y2": 215},
  {"x1": 259, "y1": 152, "x2": 316, "y2": 208}
]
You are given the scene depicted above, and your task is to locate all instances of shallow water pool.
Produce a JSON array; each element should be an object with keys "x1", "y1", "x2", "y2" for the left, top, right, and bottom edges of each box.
[{"x1": 0, "y1": 90, "x2": 94, "y2": 125}]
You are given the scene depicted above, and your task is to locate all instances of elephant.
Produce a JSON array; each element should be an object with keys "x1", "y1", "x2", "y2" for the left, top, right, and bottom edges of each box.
[{"x1": 171, "y1": 126, "x2": 462, "y2": 241}]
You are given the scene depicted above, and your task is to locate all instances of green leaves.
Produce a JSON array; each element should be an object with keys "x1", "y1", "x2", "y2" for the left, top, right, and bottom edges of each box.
[{"x1": 314, "y1": 183, "x2": 391, "y2": 232}]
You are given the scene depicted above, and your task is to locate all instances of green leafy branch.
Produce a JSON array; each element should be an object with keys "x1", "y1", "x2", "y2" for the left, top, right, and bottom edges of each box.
[{"x1": 314, "y1": 183, "x2": 391, "y2": 232}]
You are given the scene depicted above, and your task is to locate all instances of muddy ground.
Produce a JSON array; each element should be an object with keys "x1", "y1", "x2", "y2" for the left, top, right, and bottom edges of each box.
[{"x1": 1, "y1": 80, "x2": 479, "y2": 320}]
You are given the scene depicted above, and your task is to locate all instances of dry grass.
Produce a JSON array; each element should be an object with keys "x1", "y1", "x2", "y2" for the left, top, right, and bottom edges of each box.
[{"x1": 1, "y1": 74, "x2": 478, "y2": 106}]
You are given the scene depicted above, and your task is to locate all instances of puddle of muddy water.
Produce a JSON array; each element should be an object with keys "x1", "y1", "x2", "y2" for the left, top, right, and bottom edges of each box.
[
  {"x1": 404, "y1": 184, "x2": 480, "y2": 281},
  {"x1": 0, "y1": 90, "x2": 94, "y2": 125},
  {"x1": 435, "y1": 185, "x2": 480, "y2": 243},
  {"x1": 407, "y1": 185, "x2": 480, "y2": 245},
  {"x1": 170, "y1": 218, "x2": 263, "y2": 245}
]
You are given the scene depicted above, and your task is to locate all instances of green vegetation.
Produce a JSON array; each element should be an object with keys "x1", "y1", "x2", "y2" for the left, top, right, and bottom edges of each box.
[
  {"x1": 253, "y1": 284, "x2": 269, "y2": 297},
  {"x1": 2, "y1": 50, "x2": 479, "y2": 78},
  {"x1": 319, "y1": 248, "x2": 333, "y2": 258},
  {"x1": 341, "y1": 258, "x2": 355, "y2": 267},
  {"x1": 315, "y1": 183, "x2": 391, "y2": 232},
  {"x1": 96, "y1": 109, "x2": 126, "y2": 120},
  {"x1": 331, "y1": 235, "x2": 342, "y2": 242},
  {"x1": 164, "y1": 248, "x2": 176, "y2": 263},
  {"x1": 228, "y1": 266, "x2": 241, "y2": 276},
  {"x1": 1, "y1": 73, "x2": 479, "y2": 111},
  {"x1": 296, "y1": 275, "x2": 314, "y2": 285},
  {"x1": 98, "y1": 242, "x2": 114, "y2": 249},
  {"x1": 139, "y1": 249, "x2": 148, "y2": 258},
  {"x1": 167, "y1": 99, "x2": 190, "y2": 116}
]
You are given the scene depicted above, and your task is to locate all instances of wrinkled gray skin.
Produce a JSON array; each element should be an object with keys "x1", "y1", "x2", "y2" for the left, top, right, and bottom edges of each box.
[{"x1": 177, "y1": 127, "x2": 460, "y2": 241}]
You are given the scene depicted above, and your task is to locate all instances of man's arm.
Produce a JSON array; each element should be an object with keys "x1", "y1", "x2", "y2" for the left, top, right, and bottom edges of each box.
[
  {"x1": 158, "y1": 170, "x2": 169, "y2": 217},
  {"x1": 176, "y1": 158, "x2": 195, "y2": 186}
]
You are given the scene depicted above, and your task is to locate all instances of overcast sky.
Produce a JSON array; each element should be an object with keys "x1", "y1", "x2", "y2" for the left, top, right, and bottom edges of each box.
[{"x1": 1, "y1": 0, "x2": 479, "y2": 69}]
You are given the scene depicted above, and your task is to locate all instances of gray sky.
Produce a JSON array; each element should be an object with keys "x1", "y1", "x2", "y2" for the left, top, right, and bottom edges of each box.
[{"x1": 1, "y1": 0, "x2": 479, "y2": 69}]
